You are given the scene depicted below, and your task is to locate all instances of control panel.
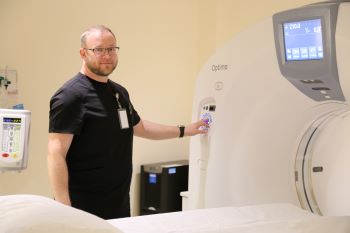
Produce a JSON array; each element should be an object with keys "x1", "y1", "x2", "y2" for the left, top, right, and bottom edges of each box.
[
  {"x1": 1, "y1": 117, "x2": 22, "y2": 161},
  {"x1": 0, "y1": 109, "x2": 31, "y2": 172},
  {"x1": 200, "y1": 102, "x2": 215, "y2": 132}
]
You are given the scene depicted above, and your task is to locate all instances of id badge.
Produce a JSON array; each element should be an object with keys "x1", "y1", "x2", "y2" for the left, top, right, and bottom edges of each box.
[{"x1": 118, "y1": 109, "x2": 129, "y2": 129}]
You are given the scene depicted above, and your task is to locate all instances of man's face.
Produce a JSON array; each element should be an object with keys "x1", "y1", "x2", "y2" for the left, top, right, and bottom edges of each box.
[{"x1": 82, "y1": 30, "x2": 118, "y2": 77}]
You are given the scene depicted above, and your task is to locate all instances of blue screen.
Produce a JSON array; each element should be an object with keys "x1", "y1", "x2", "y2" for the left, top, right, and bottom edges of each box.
[
  {"x1": 283, "y1": 18, "x2": 323, "y2": 61},
  {"x1": 3, "y1": 117, "x2": 21, "y2": 123},
  {"x1": 149, "y1": 173, "x2": 157, "y2": 184},
  {"x1": 168, "y1": 168, "x2": 176, "y2": 174}
]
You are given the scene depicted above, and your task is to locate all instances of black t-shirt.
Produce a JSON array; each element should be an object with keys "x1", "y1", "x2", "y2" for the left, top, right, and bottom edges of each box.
[{"x1": 49, "y1": 72, "x2": 140, "y2": 219}]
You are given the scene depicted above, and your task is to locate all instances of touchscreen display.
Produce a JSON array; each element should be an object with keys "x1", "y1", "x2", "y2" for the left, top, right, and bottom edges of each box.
[{"x1": 283, "y1": 18, "x2": 323, "y2": 61}]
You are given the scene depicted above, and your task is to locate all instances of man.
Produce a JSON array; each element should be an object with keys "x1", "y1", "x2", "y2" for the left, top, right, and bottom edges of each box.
[{"x1": 47, "y1": 25, "x2": 208, "y2": 220}]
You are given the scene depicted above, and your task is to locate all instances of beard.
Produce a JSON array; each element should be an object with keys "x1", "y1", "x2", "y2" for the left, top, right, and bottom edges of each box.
[{"x1": 86, "y1": 62, "x2": 117, "y2": 77}]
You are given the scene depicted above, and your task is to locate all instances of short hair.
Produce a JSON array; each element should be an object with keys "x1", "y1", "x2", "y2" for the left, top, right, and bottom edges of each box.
[{"x1": 80, "y1": 25, "x2": 116, "y2": 47}]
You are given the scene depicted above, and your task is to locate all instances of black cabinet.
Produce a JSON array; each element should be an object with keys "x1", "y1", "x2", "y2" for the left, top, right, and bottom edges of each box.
[{"x1": 140, "y1": 160, "x2": 189, "y2": 215}]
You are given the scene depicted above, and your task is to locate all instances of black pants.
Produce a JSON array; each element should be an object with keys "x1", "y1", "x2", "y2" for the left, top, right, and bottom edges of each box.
[{"x1": 69, "y1": 189, "x2": 131, "y2": 220}]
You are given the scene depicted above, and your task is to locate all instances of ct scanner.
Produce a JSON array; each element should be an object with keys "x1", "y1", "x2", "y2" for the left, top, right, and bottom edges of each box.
[{"x1": 187, "y1": 0, "x2": 350, "y2": 216}]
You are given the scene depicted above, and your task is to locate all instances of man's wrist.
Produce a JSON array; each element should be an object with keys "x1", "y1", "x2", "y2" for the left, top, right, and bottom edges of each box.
[{"x1": 177, "y1": 125, "x2": 185, "y2": 138}]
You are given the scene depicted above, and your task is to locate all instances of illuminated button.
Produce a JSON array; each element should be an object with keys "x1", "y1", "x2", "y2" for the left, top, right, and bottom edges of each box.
[
  {"x1": 2, "y1": 153, "x2": 9, "y2": 158},
  {"x1": 201, "y1": 113, "x2": 213, "y2": 124},
  {"x1": 200, "y1": 113, "x2": 213, "y2": 130},
  {"x1": 12, "y1": 153, "x2": 17, "y2": 158}
]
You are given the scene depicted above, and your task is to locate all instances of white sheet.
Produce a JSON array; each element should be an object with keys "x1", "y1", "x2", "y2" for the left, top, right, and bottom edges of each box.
[
  {"x1": 108, "y1": 203, "x2": 350, "y2": 233},
  {"x1": 0, "y1": 194, "x2": 121, "y2": 233},
  {"x1": 1, "y1": 195, "x2": 349, "y2": 233}
]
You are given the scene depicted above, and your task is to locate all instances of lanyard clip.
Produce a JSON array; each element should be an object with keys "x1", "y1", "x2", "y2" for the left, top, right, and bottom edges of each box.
[{"x1": 115, "y1": 93, "x2": 122, "y2": 109}]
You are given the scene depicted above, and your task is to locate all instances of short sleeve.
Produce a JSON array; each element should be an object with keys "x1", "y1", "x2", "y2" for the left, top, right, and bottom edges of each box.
[
  {"x1": 130, "y1": 102, "x2": 140, "y2": 127},
  {"x1": 49, "y1": 88, "x2": 84, "y2": 135}
]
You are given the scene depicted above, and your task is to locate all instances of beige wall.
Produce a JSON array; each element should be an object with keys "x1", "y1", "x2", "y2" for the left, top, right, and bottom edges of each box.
[{"x1": 0, "y1": 0, "x2": 318, "y2": 215}]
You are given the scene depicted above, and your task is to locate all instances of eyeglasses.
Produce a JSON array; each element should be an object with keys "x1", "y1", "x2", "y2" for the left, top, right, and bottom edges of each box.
[{"x1": 85, "y1": 47, "x2": 120, "y2": 56}]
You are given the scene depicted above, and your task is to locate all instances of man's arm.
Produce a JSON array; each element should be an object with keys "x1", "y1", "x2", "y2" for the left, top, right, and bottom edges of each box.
[
  {"x1": 47, "y1": 133, "x2": 74, "y2": 206},
  {"x1": 133, "y1": 119, "x2": 208, "y2": 140}
]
